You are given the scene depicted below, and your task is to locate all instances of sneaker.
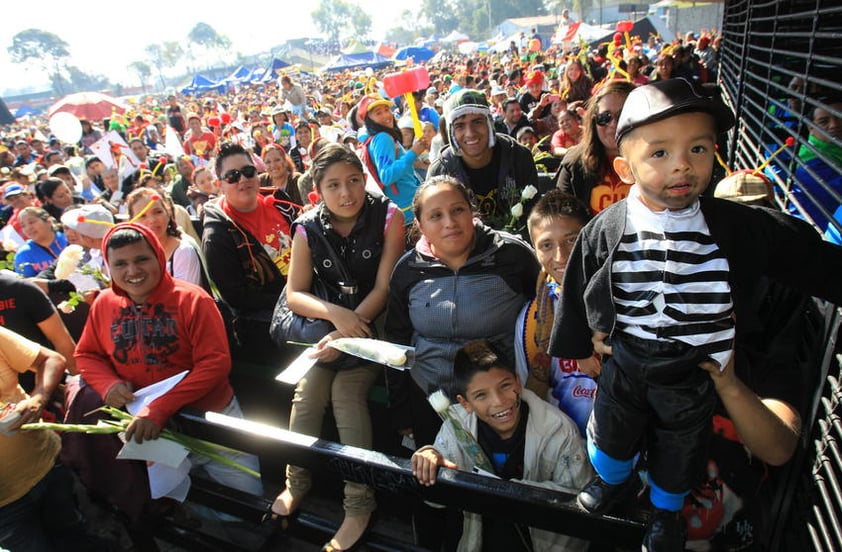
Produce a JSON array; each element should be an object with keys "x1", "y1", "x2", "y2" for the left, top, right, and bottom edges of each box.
[
  {"x1": 577, "y1": 475, "x2": 641, "y2": 514},
  {"x1": 642, "y1": 508, "x2": 687, "y2": 551}
]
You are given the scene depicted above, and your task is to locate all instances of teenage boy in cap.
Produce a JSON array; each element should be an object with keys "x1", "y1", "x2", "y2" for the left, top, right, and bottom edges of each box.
[
  {"x1": 549, "y1": 78, "x2": 842, "y2": 550},
  {"x1": 428, "y1": 89, "x2": 539, "y2": 231}
]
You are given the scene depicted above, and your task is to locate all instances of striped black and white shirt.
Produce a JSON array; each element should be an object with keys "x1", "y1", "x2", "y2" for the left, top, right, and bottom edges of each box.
[{"x1": 612, "y1": 186, "x2": 735, "y2": 369}]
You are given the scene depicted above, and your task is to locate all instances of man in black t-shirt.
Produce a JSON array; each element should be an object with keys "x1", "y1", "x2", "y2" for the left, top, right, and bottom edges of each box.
[
  {"x1": 0, "y1": 274, "x2": 77, "y2": 385},
  {"x1": 428, "y1": 89, "x2": 539, "y2": 231}
]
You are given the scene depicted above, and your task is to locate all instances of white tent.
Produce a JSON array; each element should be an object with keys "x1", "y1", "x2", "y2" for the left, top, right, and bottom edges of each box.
[
  {"x1": 457, "y1": 41, "x2": 491, "y2": 54},
  {"x1": 488, "y1": 32, "x2": 526, "y2": 53},
  {"x1": 551, "y1": 21, "x2": 607, "y2": 45},
  {"x1": 442, "y1": 30, "x2": 470, "y2": 42}
]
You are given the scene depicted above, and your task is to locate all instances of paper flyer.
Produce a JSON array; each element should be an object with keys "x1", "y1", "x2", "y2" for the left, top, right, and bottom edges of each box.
[
  {"x1": 119, "y1": 371, "x2": 191, "y2": 501},
  {"x1": 275, "y1": 347, "x2": 319, "y2": 385},
  {"x1": 126, "y1": 371, "x2": 188, "y2": 416}
]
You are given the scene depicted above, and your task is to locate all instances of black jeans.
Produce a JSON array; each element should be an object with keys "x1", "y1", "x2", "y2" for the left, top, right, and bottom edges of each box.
[
  {"x1": 0, "y1": 464, "x2": 87, "y2": 552},
  {"x1": 589, "y1": 332, "x2": 716, "y2": 493}
]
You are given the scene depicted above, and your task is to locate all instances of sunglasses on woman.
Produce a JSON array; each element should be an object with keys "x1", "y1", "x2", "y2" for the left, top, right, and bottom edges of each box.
[
  {"x1": 595, "y1": 111, "x2": 619, "y2": 127},
  {"x1": 222, "y1": 165, "x2": 258, "y2": 184}
]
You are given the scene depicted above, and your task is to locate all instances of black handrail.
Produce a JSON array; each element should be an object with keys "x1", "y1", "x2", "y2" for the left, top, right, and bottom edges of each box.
[{"x1": 175, "y1": 410, "x2": 647, "y2": 546}]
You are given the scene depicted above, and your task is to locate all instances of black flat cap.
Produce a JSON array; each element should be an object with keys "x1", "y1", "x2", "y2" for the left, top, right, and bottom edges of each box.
[{"x1": 616, "y1": 78, "x2": 736, "y2": 145}]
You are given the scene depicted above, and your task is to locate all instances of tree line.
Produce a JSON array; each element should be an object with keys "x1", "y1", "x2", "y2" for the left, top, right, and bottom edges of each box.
[{"x1": 7, "y1": 0, "x2": 586, "y2": 95}]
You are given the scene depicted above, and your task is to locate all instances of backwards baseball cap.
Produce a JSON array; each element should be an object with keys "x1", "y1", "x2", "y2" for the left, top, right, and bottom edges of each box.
[
  {"x1": 443, "y1": 89, "x2": 496, "y2": 155},
  {"x1": 616, "y1": 78, "x2": 735, "y2": 145},
  {"x1": 357, "y1": 95, "x2": 393, "y2": 121},
  {"x1": 61, "y1": 204, "x2": 115, "y2": 240}
]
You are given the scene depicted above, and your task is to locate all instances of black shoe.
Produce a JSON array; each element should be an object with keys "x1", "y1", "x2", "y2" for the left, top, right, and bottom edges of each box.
[
  {"x1": 642, "y1": 508, "x2": 687, "y2": 551},
  {"x1": 321, "y1": 513, "x2": 374, "y2": 551},
  {"x1": 577, "y1": 475, "x2": 641, "y2": 514}
]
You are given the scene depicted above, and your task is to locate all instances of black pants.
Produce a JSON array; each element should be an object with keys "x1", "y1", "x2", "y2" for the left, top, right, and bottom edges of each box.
[
  {"x1": 408, "y1": 378, "x2": 445, "y2": 448},
  {"x1": 589, "y1": 332, "x2": 716, "y2": 493}
]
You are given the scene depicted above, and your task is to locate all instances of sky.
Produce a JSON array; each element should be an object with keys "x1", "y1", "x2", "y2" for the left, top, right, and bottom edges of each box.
[{"x1": 1, "y1": 0, "x2": 420, "y2": 95}]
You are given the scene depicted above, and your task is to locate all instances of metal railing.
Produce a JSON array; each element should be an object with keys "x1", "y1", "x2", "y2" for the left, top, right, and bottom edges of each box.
[{"x1": 719, "y1": 1, "x2": 842, "y2": 549}]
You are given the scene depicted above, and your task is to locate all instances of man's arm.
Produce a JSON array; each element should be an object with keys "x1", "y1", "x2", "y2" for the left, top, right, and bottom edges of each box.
[
  {"x1": 36, "y1": 311, "x2": 77, "y2": 375},
  {"x1": 700, "y1": 358, "x2": 801, "y2": 466},
  {"x1": 12, "y1": 347, "x2": 66, "y2": 429}
]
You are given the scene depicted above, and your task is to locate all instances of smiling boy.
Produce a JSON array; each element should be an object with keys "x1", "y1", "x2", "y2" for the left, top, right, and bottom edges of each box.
[
  {"x1": 67, "y1": 223, "x2": 262, "y2": 528},
  {"x1": 550, "y1": 78, "x2": 842, "y2": 550},
  {"x1": 514, "y1": 190, "x2": 595, "y2": 436},
  {"x1": 411, "y1": 339, "x2": 591, "y2": 552}
]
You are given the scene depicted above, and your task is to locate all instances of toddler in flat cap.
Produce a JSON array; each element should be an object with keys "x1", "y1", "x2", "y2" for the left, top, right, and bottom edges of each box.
[{"x1": 549, "y1": 78, "x2": 842, "y2": 550}]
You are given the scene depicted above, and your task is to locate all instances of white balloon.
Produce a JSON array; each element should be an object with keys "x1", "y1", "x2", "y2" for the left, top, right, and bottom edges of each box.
[{"x1": 49, "y1": 112, "x2": 83, "y2": 144}]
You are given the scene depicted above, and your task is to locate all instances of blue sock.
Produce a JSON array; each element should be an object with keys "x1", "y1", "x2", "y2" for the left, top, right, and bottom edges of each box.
[
  {"x1": 588, "y1": 438, "x2": 635, "y2": 485},
  {"x1": 649, "y1": 479, "x2": 688, "y2": 512}
]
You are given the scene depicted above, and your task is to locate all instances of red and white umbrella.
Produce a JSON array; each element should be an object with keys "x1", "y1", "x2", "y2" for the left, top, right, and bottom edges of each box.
[{"x1": 47, "y1": 92, "x2": 128, "y2": 122}]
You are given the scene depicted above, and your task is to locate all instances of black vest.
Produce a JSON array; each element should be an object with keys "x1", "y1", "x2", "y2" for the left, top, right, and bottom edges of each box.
[{"x1": 293, "y1": 193, "x2": 389, "y2": 300}]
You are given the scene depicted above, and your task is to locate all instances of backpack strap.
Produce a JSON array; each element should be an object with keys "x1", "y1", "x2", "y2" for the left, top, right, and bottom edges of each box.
[{"x1": 362, "y1": 134, "x2": 399, "y2": 196}]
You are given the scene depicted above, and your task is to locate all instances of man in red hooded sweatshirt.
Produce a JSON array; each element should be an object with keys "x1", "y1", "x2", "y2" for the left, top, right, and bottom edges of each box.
[{"x1": 67, "y1": 222, "x2": 262, "y2": 537}]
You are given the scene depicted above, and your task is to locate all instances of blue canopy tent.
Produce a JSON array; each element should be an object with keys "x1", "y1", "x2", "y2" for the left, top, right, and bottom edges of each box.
[
  {"x1": 0, "y1": 98, "x2": 13, "y2": 125},
  {"x1": 324, "y1": 52, "x2": 394, "y2": 72},
  {"x1": 180, "y1": 74, "x2": 227, "y2": 96},
  {"x1": 257, "y1": 58, "x2": 291, "y2": 83},
  {"x1": 393, "y1": 46, "x2": 436, "y2": 62},
  {"x1": 14, "y1": 105, "x2": 41, "y2": 118},
  {"x1": 224, "y1": 65, "x2": 255, "y2": 85}
]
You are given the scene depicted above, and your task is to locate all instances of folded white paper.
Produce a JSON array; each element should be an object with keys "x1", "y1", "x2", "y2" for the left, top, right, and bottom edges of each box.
[
  {"x1": 275, "y1": 347, "x2": 318, "y2": 385},
  {"x1": 148, "y1": 457, "x2": 192, "y2": 500},
  {"x1": 126, "y1": 371, "x2": 188, "y2": 416},
  {"x1": 117, "y1": 435, "x2": 189, "y2": 468}
]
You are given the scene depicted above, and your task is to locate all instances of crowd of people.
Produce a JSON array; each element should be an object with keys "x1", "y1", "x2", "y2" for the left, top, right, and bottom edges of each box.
[{"x1": 1, "y1": 27, "x2": 840, "y2": 552}]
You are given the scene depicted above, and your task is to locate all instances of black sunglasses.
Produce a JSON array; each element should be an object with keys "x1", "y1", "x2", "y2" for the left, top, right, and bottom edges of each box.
[
  {"x1": 222, "y1": 165, "x2": 258, "y2": 184},
  {"x1": 595, "y1": 111, "x2": 618, "y2": 127}
]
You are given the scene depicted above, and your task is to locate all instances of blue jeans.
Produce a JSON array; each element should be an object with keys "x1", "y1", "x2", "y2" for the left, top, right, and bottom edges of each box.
[{"x1": 0, "y1": 464, "x2": 86, "y2": 552}]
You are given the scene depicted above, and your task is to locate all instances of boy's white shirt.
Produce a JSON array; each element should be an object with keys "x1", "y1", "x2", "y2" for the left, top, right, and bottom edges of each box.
[{"x1": 432, "y1": 388, "x2": 592, "y2": 552}]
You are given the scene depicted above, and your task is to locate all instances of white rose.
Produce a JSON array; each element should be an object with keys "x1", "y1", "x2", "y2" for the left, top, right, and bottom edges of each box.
[
  {"x1": 510, "y1": 202, "x2": 524, "y2": 218},
  {"x1": 427, "y1": 390, "x2": 452, "y2": 413},
  {"x1": 521, "y1": 184, "x2": 538, "y2": 201},
  {"x1": 54, "y1": 244, "x2": 85, "y2": 280},
  {"x1": 57, "y1": 301, "x2": 76, "y2": 314}
]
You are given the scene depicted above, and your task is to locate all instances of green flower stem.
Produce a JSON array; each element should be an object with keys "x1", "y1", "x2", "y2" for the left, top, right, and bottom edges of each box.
[
  {"x1": 428, "y1": 393, "x2": 494, "y2": 473},
  {"x1": 22, "y1": 406, "x2": 259, "y2": 479}
]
